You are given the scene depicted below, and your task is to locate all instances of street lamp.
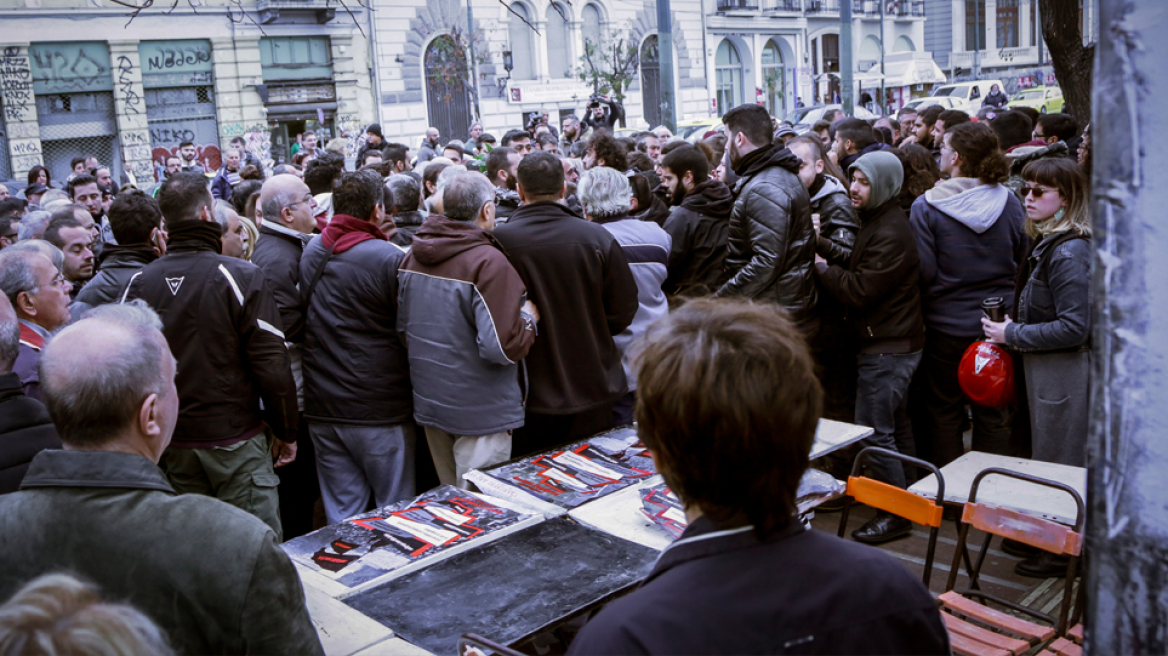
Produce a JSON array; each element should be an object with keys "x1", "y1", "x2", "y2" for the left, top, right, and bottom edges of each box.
[{"x1": 497, "y1": 51, "x2": 514, "y2": 98}]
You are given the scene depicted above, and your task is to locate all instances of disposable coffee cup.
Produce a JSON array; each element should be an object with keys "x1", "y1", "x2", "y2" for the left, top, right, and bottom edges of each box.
[{"x1": 982, "y1": 297, "x2": 1006, "y2": 323}]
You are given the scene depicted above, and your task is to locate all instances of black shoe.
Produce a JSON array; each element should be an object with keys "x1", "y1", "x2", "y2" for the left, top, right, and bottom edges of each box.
[
  {"x1": 851, "y1": 512, "x2": 912, "y2": 544},
  {"x1": 1015, "y1": 552, "x2": 1070, "y2": 578},
  {"x1": 1001, "y1": 538, "x2": 1042, "y2": 558},
  {"x1": 815, "y1": 496, "x2": 848, "y2": 513}
]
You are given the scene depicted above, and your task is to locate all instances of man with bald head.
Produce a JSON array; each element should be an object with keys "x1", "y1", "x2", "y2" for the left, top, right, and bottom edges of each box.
[
  {"x1": 0, "y1": 302, "x2": 323, "y2": 654},
  {"x1": 252, "y1": 173, "x2": 319, "y2": 538},
  {"x1": 0, "y1": 248, "x2": 72, "y2": 400}
]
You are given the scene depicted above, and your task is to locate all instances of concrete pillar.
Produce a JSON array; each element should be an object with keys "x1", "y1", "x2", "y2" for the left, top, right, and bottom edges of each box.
[
  {"x1": 107, "y1": 41, "x2": 153, "y2": 187},
  {"x1": 534, "y1": 19, "x2": 548, "y2": 80},
  {"x1": 0, "y1": 43, "x2": 43, "y2": 179},
  {"x1": 331, "y1": 34, "x2": 374, "y2": 161},
  {"x1": 1019, "y1": 0, "x2": 1031, "y2": 48},
  {"x1": 211, "y1": 37, "x2": 265, "y2": 149},
  {"x1": 1086, "y1": 0, "x2": 1168, "y2": 652},
  {"x1": 985, "y1": 0, "x2": 997, "y2": 51}
]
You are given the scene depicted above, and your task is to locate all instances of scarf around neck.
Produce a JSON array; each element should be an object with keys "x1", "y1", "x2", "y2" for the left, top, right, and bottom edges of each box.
[
  {"x1": 166, "y1": 220, "x2": 222, "y2": 254},
  {"x1": 321, "y1": 213, "x2": 387, "y2": 254}
]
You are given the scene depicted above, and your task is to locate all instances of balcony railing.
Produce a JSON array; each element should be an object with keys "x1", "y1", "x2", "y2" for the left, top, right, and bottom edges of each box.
[
  {"x1": 717, "y1": 0, "x2": 760, "y2": 10},
  {"x1": 763, "y1": 0, "x2": 802, "y2": 11},
  {"x1": 893, "y1": 0, "x2": 926, "y2": 16},
  {"x1": 804, "y1": 0, "x2": 839, "y2": 14}
]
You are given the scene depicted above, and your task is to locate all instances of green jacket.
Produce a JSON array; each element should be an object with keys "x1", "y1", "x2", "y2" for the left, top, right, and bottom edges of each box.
[{"x1": 0, "y1": 450, "x2": 324, "y2": 656}]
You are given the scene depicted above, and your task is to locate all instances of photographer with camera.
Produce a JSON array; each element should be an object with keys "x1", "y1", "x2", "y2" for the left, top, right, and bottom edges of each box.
[{"x1": 582, "y1": 94, "x2": 625, "y2": 133}]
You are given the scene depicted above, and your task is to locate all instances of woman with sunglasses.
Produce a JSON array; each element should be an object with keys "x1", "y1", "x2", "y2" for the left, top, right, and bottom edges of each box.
[{"x1": 982, "y1": 158, "x2": 1091, "y2": 467}]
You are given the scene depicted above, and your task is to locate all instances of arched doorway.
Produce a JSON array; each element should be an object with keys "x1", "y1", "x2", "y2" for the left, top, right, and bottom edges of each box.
[
  {"x1": 715, "y1": 40, "x2": 743, "y2": 115},
  {"x1": 424, "y1": 35, "x2": 473, "y2": 145},
  {"x1": 762, "y1": 40, "x2": 784, "y2": 117},
  {"x1": 640, "y1": 35, "x2": 661, "y2": 128}
]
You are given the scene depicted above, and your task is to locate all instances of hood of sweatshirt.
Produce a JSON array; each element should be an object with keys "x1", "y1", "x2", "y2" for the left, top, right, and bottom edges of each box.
[
  {"x1": 924, "y1": 178, "x2": 1010, "y2": 234},
  {"x1": 679, "y1": 179, "x2": 734, "y2": 219},
  {"x1": 810, "y1": 174, "x2": 848, "y2": 204},
  {"x1": 409, "y1": 214, "x2": 492, "y2": 266},
  {"x1": 850, "y1": 150, "x2": 904, "y2": 210}
]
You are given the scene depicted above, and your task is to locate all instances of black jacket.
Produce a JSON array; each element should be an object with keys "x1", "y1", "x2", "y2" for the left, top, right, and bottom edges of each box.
[
  {"x1": 632, "y1": 194, "x2": 671, "y2": 228},
  {"x1": 569, "y1": 517, "x2": 949, "y2": 655},
  {"x1": 0, "y1": 372, "x2": 60, "y2": 494},
  {"x1": 817, "y1": 200, "x2": 924, "y2": 351},
  {"x1": 125, "y1": 225, "x2": 298, "y2": 446},
  {"x1": 391, "y1": 211, "x2": 427, "y2": 248},
  {"x1": 1007, "y1": 231, "x2": 1091, "y2": 353},
  {"x1": 810, "y1": 174, "x2": 861, "y2": 262},
  {"x1": 662, "y1": 179, "x2": 733, "y2": 298},
  {"x1": 716, "y1": 145, "x2": 819, "y2": 332},
  {"x1": 251, "y1": 224, "x2": 310, "y2": 344},
  {"x1": 494, "y1": 188, "x2": 522, "y2": 224},
  {"x1": 493, "y1": 201, "x2": 639, "y2": 416},
  {"x1": 581, "y1": 98, "x2": 625, "y2": 132},
  {"x1": 300, "y1": 234, "x2": 413, "y2": 425},
  {"x1": 70, "y1": 246, "x2": 157, "y2": 321}
]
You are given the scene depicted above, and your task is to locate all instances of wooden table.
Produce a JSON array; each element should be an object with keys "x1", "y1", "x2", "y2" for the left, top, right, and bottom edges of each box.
[{"x1": 908, "y1": 452, "x2": 1087, "y2": 525}]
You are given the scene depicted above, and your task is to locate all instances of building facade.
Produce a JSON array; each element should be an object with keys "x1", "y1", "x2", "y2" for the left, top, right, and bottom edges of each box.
[
  {"x1": 924, "y1": 0, "x2": 1055, "y2": 94},
  {"x1": 0, "y1": 0, "x2": 376, "y2": 183},
  {"x1": 705, "y1": 0, "x2": 928, "y2": 119}
]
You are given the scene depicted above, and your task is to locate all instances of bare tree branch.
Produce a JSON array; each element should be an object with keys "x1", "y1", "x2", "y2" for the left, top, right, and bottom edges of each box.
[{"x1": 499, "y1": 0, "x2": 541, "y2": 35}]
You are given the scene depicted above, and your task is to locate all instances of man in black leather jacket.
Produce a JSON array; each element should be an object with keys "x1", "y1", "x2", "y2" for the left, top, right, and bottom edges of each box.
[
  {"x1": 715, "y1": 104, "x2": 818, "y2": 335},
  {"x1": 70, "y1": 190, "x2": 163, "y2": 321}
]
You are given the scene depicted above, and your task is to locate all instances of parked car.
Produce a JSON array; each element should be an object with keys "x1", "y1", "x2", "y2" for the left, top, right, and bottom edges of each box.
[
  {"x1": 927, "y1": 80, "x2": 1007, "y2": 113},
  {"x1": 677, "y1": 118, "x2": 724, "y2": 143},
  {"x1": 900, "y1": 97, "x2": 962, "y2": 112},
  {"x1": 1007, "y1": 86, "x2": 1065, "y2": 114},
  {"x1": 784, "y1": 104, "x2": 879, "y2": 134}
]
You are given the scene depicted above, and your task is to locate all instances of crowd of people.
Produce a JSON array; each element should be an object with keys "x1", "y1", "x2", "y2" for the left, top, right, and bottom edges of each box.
[{"x1": 0, "y1": 93, "x2": 1092, "y2": 654}]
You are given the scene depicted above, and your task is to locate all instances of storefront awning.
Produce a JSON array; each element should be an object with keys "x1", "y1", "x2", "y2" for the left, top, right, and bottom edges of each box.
[
  {"x1": 265, "y1": 101, "x2": 338, "y2": 119},
  {"x1": 856, "y1": 53, "x2": 946, "y2": 89}
]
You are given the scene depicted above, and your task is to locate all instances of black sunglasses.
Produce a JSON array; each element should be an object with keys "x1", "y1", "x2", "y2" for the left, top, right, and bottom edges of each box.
[{"x1": 1021, "y1": 185, "x2": 1054, "y2": 199}]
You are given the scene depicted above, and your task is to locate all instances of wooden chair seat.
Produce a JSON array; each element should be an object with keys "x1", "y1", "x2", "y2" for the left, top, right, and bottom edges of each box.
[
  {"x1": 1048, "y1": 637, "x2": 1083, "y2": 656},
  {"x1": 949, "y1": 631, "x2": 1011, "y2": 656},
  {"x1": 940, "y1": 591, "x2": 1057, "y2": 643},
  {"x1": 942, "y1": 613, "x2": 1030, "y2": 656},
  {"x1": 1067, "y1": 624, "x2": 1084, "y2": 645}
]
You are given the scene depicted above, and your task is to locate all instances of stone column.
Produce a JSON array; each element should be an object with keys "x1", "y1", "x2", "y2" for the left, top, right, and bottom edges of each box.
[
  {"x1": 331, "y1": 33, "x2": 374, "y2": 160},
  {"x1": 0, "y1": 43, "x2": 43, "y2": 180},
  {"x1": 985, "y1": 0, "x2": 997, "y2": 52},
  {"x1": 107, "y1": 41, "x2": 154, "y2": 186},
  {"x1": 212, "y1": 37, "x2": 268, "y2": 164}
]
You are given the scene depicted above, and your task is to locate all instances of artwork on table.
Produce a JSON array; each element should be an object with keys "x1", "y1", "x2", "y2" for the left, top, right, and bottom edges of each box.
[
  {"x1": 475, "y1": 427, "x2": 656, "y2": 509},
  {"x1": 282, "y1": 486, "x2": 537, "y2": 589}
]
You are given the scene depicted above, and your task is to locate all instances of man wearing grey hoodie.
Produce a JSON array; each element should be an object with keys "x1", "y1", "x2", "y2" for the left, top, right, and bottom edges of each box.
[
  {"x1": 909, "y1": 122, "x2": 1028, "y2": 467},
  {"x1": 817, "y1": 151, "x2": 925, "y2": 544}
]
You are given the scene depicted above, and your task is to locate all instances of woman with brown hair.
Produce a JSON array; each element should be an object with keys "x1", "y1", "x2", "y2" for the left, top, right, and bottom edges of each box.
[
  {"x1": 982, "y1": 158, "x2": 1091, "y2": 468},
  {"x1": 891, "y1": 143, "x2": 941, "y2": 211}
]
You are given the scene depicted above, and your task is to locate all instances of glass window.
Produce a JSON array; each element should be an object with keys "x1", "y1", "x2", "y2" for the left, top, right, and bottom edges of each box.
[
  {"x1": 762, "y1": 40, "x2": 784, "y2": 116},
  {"x1": 965, "y1": 0, "x2": 987, "y2": 51},
  {"x1": 715, "y1": 40, "x2": 743, "y2": 116},
  {"x1": 546, "y1": 4, "x2": 570, "y2": 78},
  {"x1": 508, "y1": 3, "x2": 535, "y2": 80},
  {"x1": 997, "y1": 0, "x2": 1019, "y2": 48},
  {"x1": 582, "y1": 4, "x2": 602, "y2": 51}
]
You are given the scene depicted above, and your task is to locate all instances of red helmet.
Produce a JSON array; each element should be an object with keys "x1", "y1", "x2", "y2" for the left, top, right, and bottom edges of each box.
[{"x1": 958, "y1": 342, "x2": 1016, "y2": 408}]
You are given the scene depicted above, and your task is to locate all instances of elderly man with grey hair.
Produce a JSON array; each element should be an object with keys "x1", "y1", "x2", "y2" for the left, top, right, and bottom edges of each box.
[
  {"x1": 0, "y1": 302, "x2": 324, "y2": 655},
  {"x1": 17, "y1": 211, "x2": 50, "y2": 242},
  {"x1": 398, "y1": 172, "x2": 538, "y2": 487},
  {"x1": 0, "y1": 247, "x2": 72, "y2": 401},
  {"x1": 577, "y1": 166, "x2": 671, "y2": 426}
]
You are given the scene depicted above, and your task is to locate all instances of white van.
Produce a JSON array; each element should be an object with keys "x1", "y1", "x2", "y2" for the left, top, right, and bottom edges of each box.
[{"x1": 929, "y1": 80, "x2": 1007, "y2": 113}]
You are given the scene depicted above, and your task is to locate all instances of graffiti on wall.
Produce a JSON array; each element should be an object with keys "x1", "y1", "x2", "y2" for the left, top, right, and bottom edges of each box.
[
  {"x1": 1, "y1": 47, "x2": 34, "y2": 124},
  {"x1": 29, "y1": 43, "x2": 112, "y2": 94},
  {"x1": 116, "y1": 56, "x2": 142, "y2": 115},
  {"x1": 241, "y1": 130, "x2": 271, "y2": 167}
]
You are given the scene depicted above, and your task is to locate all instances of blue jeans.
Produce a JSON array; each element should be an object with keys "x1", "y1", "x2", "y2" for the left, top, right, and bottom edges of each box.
[{"x1": 855, "y1": 350, "x2": 923, "y2": 489}]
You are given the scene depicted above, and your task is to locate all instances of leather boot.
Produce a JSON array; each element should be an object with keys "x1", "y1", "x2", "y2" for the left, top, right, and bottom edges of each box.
[{"x1": 851, "y1": 511, "x2": 912, "y2": 544}]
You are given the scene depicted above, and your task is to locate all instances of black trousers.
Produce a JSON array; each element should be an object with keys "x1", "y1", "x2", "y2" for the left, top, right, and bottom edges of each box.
[
  {"x1": 511, "y1": 404, "x2": 615, "y2": 459},
  {"x1": 276, "y1": 421, "x2": 321, "y2": 540},
  {"x1": 918, "y1": 330, "x2": 1013, "y2": 467}
]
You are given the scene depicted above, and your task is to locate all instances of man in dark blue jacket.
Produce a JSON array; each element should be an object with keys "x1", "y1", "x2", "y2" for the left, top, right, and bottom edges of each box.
[{"x1": 568, "y1": 299, "x2": 949, "y2": 655}]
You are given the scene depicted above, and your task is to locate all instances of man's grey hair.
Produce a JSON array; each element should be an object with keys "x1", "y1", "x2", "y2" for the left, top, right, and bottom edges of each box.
[
  {"x1": 213, "y1": 201, "x2": 236, "y2": 233},
  {"x1": 435, "y1": 164, "x2": 468, "y2": 195},
  {"x1": 443, "y1": 172, "x2": 496, "y2": 222},
  {"x1": 0, "y1": 248, "x2": 48, "y2": 308},
  {"x1": 0, "y1": 297, "x2": 19, "y2": 374},
  {"x1": 259, "y1": 185, "x2": 299, "y2": 227},
  {"x1": 38, "y1": 190, "x2": 69, "y2": 208},
  {"x1": 40, "y1": 300, "x2": 171, "y2": 448},
  {"x1": 5, "y1": 240, "x2": 64, "y2": 274},
  {"x1": 578, "y1": 166, "x2": 632, "y2": 219},
  {"x1": 387, "y1": 175, "x2": 421, "y2": 214},
  {"x1": 18, "y1": 211, "x2": 51, "y2": 241}
]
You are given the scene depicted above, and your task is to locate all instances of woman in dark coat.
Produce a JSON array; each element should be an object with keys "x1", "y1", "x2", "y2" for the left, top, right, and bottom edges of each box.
[
  {"x1": 982, "y1": 83, "x2": 1010, "y2": 109},
  {"x1": 982, "y1": 158, "x2": 1091, "y2": 467}
]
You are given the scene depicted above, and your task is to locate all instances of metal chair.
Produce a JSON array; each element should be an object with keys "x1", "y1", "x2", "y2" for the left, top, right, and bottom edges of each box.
[
  {"x1": 458, "y1": 633, "x2": 527, "y2": 656},
  {"x1": 940, "y1": 467, "x2": 1085, "y2": 656},
  {"x1": 837, "y1": 446, "x2": 946, "y2": 585}
]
